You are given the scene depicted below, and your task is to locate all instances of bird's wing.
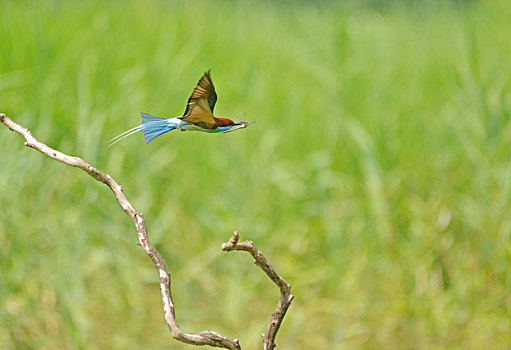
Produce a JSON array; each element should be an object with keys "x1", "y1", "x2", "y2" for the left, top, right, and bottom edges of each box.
[{"x1": 180, "y1": 71, "x2": 218, "y2": 128}]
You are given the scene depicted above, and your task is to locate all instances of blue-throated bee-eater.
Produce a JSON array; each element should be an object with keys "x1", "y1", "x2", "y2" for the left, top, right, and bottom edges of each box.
[{"x1": 108, "y1": 71, "x2": 251, "y2": 146}]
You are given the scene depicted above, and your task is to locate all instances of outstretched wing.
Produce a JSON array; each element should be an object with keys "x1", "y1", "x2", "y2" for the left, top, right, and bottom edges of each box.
[{"x1": 180, "y1": 70, "x2": 218, "y2": 129}]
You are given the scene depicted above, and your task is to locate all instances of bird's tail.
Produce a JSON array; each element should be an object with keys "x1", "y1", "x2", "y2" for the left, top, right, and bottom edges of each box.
[
  {"x1": 139, "y1": 113, "x2": 177, "y2": 143},
  {"x1": 108, "y1": 113, "x2": 177, "y2": 146}
]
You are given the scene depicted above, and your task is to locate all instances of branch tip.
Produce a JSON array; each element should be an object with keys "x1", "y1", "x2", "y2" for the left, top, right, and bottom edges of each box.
[{"x1": 222, "y1": 232, "x2": 293, "y2": 349}]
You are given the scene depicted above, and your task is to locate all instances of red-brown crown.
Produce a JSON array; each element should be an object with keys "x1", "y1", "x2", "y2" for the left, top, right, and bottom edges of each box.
[{"x1": 216, "y1": 117, "x2": 234, "y2": 127}]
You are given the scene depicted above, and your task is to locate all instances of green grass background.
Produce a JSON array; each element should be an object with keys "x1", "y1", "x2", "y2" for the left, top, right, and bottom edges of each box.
[{"x1": 1, "y1": 0, "x2": 511, "y2": 349}]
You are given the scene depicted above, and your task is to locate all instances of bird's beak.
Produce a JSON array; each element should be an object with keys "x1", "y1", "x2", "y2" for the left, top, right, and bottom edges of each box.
[{"x1": 223, "y1": 121, "x2": 254, "y2": 133}]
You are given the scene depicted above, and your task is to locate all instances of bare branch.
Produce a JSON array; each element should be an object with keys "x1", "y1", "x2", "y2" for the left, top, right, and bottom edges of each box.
[
  {"x1": 0, "y1": 113, "x2": 240, "y2": 350},
  {"x1": 222, "y1": 232, "x2": 294, "y2": 350}
]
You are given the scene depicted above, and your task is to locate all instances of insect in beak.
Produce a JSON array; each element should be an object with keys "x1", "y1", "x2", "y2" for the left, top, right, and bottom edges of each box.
[{"x1": 223, "y1": 121, "x2": 254, "y2": 133}]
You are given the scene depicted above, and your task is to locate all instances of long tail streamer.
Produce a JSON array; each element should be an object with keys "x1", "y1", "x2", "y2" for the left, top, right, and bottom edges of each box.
[{"x1": 108, "y1": 113, "x2": 176, "y2": 146}]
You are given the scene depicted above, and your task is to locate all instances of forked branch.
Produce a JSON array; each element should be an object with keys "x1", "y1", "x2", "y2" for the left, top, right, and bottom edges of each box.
[
  {"x1": 222, "y1": 232, "x2": 294, "y2": 350},
  {"x1": 1, "y1": 113, "x2": 291, "y2": 349}
]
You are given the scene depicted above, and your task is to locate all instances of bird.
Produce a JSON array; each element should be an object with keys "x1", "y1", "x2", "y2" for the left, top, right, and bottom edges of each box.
[{"x1": 108, "y1": 70, "x2": 251, "y2": 146}]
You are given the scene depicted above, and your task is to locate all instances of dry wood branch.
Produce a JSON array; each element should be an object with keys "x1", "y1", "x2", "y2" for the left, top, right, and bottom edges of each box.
[
  {"x1": 222, "y1": 232, "x2": 294, "y2": 350},
  {"x1": 0, "y1": 113, "x2": 240, "y2": 349}
]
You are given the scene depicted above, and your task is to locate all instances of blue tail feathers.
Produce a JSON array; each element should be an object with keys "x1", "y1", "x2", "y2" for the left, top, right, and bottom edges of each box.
[
  {"x1": 108, "y1": 113, "x2": 176, "y2": 146},
  {"x1": 141, "y1": 113, "x2": 175, "y2": 143}
]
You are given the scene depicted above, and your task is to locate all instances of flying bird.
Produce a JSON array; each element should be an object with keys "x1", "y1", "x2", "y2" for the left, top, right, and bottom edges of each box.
[{"x1": 108, "y1": 71, "x2": 251, "y2": 146}]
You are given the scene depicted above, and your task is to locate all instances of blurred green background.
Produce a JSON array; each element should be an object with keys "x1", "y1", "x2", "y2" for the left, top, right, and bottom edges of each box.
[{"x1": 1, "y1": 0, "x2": 511, "y2": 349}]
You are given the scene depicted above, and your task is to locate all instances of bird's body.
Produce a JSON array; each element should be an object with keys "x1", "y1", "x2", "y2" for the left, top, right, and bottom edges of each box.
[{"x1": 109, "y1": 71, "x2": 251, "y2": 146}]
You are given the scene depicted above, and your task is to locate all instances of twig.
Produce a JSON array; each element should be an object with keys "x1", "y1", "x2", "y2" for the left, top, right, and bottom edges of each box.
[
  {"x1": 0, "y1": 113, "x2": 241, "y2": 349},
  {"x1": 222, "y1": 232, "x2": 294, "y2": 350}
]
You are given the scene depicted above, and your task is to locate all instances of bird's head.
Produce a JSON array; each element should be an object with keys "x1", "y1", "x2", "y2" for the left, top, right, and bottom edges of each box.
[
  {"x1": 215, "y1": 118, "x2": 253, "y2": 133},
  {"x1": 216, "y1": 118, "x2": 235, "y2": 127}
]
